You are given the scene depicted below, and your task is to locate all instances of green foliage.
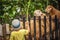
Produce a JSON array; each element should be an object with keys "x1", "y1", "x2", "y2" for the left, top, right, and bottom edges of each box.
[
  {"x1": 1, "y1": 0, "x2": 58, "y2": 24},
  {"x1": 49, "y1": 0, "x2": 58, "y2": 9}
]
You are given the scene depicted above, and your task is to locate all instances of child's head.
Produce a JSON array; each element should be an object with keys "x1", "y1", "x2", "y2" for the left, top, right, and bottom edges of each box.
[{"x1": 12, "y1": 19, "x2": 20, "y2": 30}]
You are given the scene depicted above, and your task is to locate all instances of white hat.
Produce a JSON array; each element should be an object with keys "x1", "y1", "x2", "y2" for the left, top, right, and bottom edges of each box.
[{"x1": 12, "y1": 19, "x2": 20, "y2": 30}]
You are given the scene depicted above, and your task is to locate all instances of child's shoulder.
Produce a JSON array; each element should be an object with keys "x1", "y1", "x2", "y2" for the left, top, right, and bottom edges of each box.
[
  {"x1": 20, "y1": 29, "x2": 27, "y2": 31},
  {"x1": 19, "y1": 29, "x2": 28, "y2": 32}
]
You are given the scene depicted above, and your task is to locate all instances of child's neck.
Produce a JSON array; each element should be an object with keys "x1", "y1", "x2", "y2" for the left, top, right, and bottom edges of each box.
[{"x1": 14, "y1": 29, "x2": 20, "y2": 31}]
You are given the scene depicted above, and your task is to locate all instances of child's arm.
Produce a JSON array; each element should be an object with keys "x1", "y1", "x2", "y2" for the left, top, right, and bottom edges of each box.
[
  {"x1": 25, "y1": 26, "x2": 30, "y2": 35},
  {"x1": 24, "y1": 21, "x2": 30, "y2": 35},
  {"x1": 20, "y1": 21, "x2": 30, "y2": 35},
  {"x1": 27, "y1": 24, "x2": 30, "y2": 34}
]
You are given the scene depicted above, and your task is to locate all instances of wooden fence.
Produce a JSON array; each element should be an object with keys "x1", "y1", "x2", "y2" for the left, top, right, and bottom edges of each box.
[{"x1": 0, "y1": 15, "x2": 60, "y2": 40}]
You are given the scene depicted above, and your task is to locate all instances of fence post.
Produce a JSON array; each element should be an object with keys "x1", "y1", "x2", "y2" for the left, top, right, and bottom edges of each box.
[
  {"x1": 34, "y1": 16, "x2": 36, "y2": 40},
  {"x1": 28, "y1": 17, "x2": 32, "y2": 40},
  {"x1": 23, "y1": 16, "x2": 26, "y2": 40},
  {"x1": 58, "y1": 19, "x2": 60, "y2": 40},
  {"x1": 2, "y1": 24, "x2": 6, "y2": 40},
  {"x1": 6, "y1": 24, "x2": 10, "y2": 34},
  {"x1": 39, "y1": 16, "x2": 42, "y2": 40},
  {"x1": 57, "y1": 18, "x2": 60, "y2": 40},
  {"x1": 23, "y1": 17, "x2": 25, "y2": 29},
  {"x1": 44, "y1": 16, "x2": 47, "y2": 40},
  {"x1": 54, "y1": 15, "x2": 58, "y2": 40},
  {"x1": 0, "y1": 24, "x2": 3, "y2": 40},
  {"x1": 49, "y1": 15, "x2": 53, "y2": 40},
  {"x1": 6, "y1": 24, "x2": 10, "y2": 40}
]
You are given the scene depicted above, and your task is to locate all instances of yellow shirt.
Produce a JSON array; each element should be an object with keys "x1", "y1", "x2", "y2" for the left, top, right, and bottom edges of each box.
[{"x1": 10, "y1": 29, "x2": 29, "y2": 40}]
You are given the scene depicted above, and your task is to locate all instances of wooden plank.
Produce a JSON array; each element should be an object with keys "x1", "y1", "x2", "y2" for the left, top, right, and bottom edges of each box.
[
  {"x1": 6, "y1": 24, "x2": 10, "y2": 34},
  {"x1": 0, "y1": 24, "x2": 3, "y2": 36}
]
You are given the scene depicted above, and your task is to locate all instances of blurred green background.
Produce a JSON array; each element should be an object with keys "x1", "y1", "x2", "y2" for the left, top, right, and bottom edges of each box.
[{"x1": 0, "y1": 0, "x2": 59, "y2": 24}]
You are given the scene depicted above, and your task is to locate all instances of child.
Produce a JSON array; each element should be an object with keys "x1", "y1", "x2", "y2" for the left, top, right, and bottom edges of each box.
[{"x1": 9, "y1": 19, "x2": 30, "y2": 40}]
